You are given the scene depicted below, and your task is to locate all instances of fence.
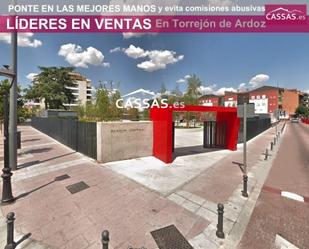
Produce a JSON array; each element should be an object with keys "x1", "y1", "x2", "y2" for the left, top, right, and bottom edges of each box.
[
  {"x1": 238, "y1": 116, "x2": 271, "y2": 143},
  {"x1": 31, "y1": 117, "x2": 97, "y2": 159},
  {"x1": 203, "y1": 121, "x2": 227, "y2": 148}
]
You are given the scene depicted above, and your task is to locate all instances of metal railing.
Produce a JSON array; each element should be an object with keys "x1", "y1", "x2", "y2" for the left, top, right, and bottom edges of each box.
[{"x1": 31, "y1": 117, "x2": 97, "y2": 159}]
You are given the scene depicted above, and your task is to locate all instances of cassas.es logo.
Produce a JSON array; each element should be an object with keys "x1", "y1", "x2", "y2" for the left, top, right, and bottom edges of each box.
[{"x1": 265, "y1": 5, "x2": 307, "y2": 24}]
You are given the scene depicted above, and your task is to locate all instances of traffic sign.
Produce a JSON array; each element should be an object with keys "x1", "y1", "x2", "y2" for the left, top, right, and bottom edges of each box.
[{"x1": 237, "y1": 103, "x2": 255, "y2": 118}]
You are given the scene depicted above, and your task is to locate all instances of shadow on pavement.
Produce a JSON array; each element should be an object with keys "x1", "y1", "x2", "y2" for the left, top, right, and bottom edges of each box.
[
  {"x1": 24, "y1": 147, "x2": 52, "y2": 154},
  {"x1": 173, "y1": 145, "x2": 222, "y2": 159},
  {"x1": 17, "y1": 152, "x2": 76, "y2": 170},
  {"x1": 22, "y1": 138, "x2": 41, "y2": 143},
  {"x1": 15, "y1": 174, "x2": 71, "y2": 200}
]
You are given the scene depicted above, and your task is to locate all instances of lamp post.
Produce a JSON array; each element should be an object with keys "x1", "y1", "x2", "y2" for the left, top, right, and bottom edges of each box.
[{"x1": 0, "y1": 66, "x2": 16, "y2": 204}]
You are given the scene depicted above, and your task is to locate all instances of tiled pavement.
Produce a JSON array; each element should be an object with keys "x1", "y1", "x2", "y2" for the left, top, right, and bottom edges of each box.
[
  {"x1": 0, "y1": 126, "x2": 209, "y2": 249},
  {"x1": 0, "y1": 123, "x2": 285, "y2": 249},
  {"x1": 237, "y1": 123, "x2": 309, "y2": 249}
]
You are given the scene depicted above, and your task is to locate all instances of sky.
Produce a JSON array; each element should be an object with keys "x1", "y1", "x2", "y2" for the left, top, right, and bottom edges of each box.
[{"x1": 0, "y1": 32, "x2": 309, "y2": 96}]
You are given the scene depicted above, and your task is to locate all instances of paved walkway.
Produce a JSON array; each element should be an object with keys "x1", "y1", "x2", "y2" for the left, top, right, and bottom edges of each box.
[
  {"x1": 238, "y1": 122, "x2": 309, "y2": 249},
  {"x1": 0, "y1": 123, "x2": 285, "y2": 249},
  {"x1": 0, "y1": 126, "x2": 208, "y2": 249}
]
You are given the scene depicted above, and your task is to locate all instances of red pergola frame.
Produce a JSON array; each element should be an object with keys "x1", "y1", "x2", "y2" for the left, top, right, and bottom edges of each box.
[{"x1": 150, "y1": 105, "x2": 240, "y2": 163}]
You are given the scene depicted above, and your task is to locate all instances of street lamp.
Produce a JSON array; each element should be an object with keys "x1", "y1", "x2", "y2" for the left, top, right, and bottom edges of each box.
[{"x1": 0, "y1": 65, "x2": 16, "y2": 204}]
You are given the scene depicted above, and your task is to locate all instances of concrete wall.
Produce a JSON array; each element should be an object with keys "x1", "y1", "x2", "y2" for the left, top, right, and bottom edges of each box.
[{"x1": 97, "y1": 121, "x2": 153, "y2": 163}]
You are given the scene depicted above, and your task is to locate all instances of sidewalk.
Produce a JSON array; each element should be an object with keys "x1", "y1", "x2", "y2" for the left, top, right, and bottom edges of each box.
[
  {"x1": 0, "y1": 124, "x2": 284, "y2": 249},
  {"x1": 0, "y1": 126, "x2": 208, "y2": 249},
  {"x1": 237, "y1": 123, "x2": 309, "y2": 249}
]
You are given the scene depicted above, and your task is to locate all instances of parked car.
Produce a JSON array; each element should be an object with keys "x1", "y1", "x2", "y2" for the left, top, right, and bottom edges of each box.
[{"x1": 291, "y1": 117, "x2": 299, "y2": 123}]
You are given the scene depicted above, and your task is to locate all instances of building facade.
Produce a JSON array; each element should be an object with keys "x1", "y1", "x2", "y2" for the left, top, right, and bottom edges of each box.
[
  {"x1": 25, "y1": 72, "x2": 94, "y2": 109},
  {"x1": 248, "y1": 86, "x2": 299, "y2": 117},
  {"x1": 64, "y1": 72, "x2": 94, "y2": 107},
  {"x1": 224, "y1": 91, "x2": 238, "y2": 107},
  {"x1": 198, "y1": 85, "x2": 300, "y2": 118},
  {"x1": 248, "y1": 86, "x2": 281, "y2": 114},
  {"x1": 199, "y1": 94, "x2": 222, "y2": 106}
]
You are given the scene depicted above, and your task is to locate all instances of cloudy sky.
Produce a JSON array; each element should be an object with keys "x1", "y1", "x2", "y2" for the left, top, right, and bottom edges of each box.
[{"x1": 0, "y1": 32, "x2": 309, "y2": 95}]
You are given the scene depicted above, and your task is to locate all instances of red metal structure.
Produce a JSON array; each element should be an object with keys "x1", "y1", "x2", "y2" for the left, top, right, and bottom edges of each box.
[{"x1": 150, "y1": 105, "x2": 240, "y2": 163}]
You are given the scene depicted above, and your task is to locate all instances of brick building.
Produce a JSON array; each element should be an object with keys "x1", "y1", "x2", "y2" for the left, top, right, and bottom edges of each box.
[
  {"x1": 248, "y1": 86, "x2": 299, "y2": 116},
  {"x1": 199, "y1": 94, "x2": 222, "y2": 106},
  {"x1": 198, "y1": 85, "x2": 300, "y2": 117},
  {"x1": 281, "y1": 89, "x2": 300, "y2": 116},
  {"x1": 224, "y1": 91, "x2": 238, "y2": 107},
  {"x1": 248, "y1": 86, "x2": 282, "y2": 114}
]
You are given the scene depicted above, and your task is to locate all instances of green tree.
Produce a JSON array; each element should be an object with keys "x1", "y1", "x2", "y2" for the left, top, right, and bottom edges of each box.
[
  {"x1": 186, "y1": 74, "x2": 202, "y2": 101},
  {"x1": 1, "y1": 79, "x2": 32, "y2": 122},
  {"x1": 95, "y1": 84, "x2": 110, "y2": 121},
  {"x1": 0, "y1": 79, "x2": 10, "y2": 121},
  {"x1": 25, "y1": 66, "x2": 75, "y2": 109},
  {"x1": 182, "y1": 75, "x2": 203, "y2": 127},
  {"x1": 110, "y1": 90, "x2": 123, "y2": 120},
  {"x1": 295, "y1": 105, "x2": 309, "y2": 117}
]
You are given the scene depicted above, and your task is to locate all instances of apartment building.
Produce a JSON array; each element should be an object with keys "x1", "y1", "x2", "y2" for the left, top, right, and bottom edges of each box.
[
  {"x1": 224, "y1": 91, "x2": 238, "y2": 107},
  {"x1": 25, "y1": 72, "x2": 94, "y2": 109},
  {"x1": 248, "y1": 86, "x2": 299, "y2": 116},
  {"x1": 199, "y1": 94, "x2": 222, "y2": 106},
  {"x1": 198, "y1": 85, "x2": 300, "y2": 117},
  {"x1": 248, "y1": 86, "x2": 281, "y2": 114},
  {"x1": 64, "y1": 72, "x2": 94, "y2": 107}
]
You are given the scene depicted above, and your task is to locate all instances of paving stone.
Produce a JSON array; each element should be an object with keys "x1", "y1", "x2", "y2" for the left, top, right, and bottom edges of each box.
[
  {"x1": 187, "y1": 193, "x2": 206, "y2": 206},
  {"x1": 167, "y1": 193, "x2": 186, "y2": 205},
  {"x1": 176, "y1": 190, "x2": 193, "y2": 199},
  {"x1": 223, "y1": 205, "x2": 240, "y2": 222},
  {"x1": 181, "y1": 200, "x2": 200, "y2": 213},
  {"x1": 227, "y1": 192, "x2": 248, "y2": 207},
  {"x1": 202, "y1": 223, "x2": 224, "y2": 246},
  {"x1": 202, "y1": 200, "x2": 218, "y2": 213},
  {"x1": 189, "y1": 232, "x2": 217, "y2": 249},
  {"x1": 196, "y1": 207, "x2": 217, "y2": 223}
]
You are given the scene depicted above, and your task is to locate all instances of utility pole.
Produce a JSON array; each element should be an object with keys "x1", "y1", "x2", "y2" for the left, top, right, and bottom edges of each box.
[
  {"x1": 0, "y1": 67, "x2": 16, "y2": 204},
  {"x1": 9, "y1": 11, "x2": 18, "y2": 171},
  {"x1": 242, "y1": 102, "x2": 248, "y2": 197},
  {"x1": 2, "y1": 91, "x2": 15, "y2": 204},
  {"x1": 276, "y1": 82, "x2": 279, "y2": 135}
]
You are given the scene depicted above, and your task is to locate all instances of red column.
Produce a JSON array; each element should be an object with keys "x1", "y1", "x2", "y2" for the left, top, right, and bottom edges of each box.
[
  {"x1": 150, "y1": 107, "x2": 173, "y2": 163},
  {"x1": 216, "y1": 111, "x2": 240, "y2": 150}
]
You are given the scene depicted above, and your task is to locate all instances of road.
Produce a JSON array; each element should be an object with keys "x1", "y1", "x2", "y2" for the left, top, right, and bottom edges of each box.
[{"x1": 238, "y1": 122, "x2": 309, "y2": 249}]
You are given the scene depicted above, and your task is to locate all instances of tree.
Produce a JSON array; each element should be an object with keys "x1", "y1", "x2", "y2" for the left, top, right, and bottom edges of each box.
[
  {"x1": 25, "y1": 66, "x2": 75, "y2": 109},
  {"x1": 0, "y1": 79, "x2": 32, "y2": 123},
  {"x1": 295, "y1": 105, "x2": 309, "y2": 117},
  {"x1": 186, "y1": 74, "x2": 202, "y2": 101},
  {"x1": 160, "y1": 83, "x2": 167, "y2": 94},
  {"x1": 0, "y1": 79, "x2": 10, "y2": 121},
  {"x1": 172, "y1": 84, "x2": 182, "y2": 97},
  {"x1": 126, "y1": 107, "x2": 139, "y2": 121},
  {"x1": 110, "y1": 90, "x2": 123, "y2": 120},
  {"x1": 182, "y1": 75, "x2": 203, "y2": 127},
  {"x1": 95, "y1": 84, "x2": 110, "y2": 121}
]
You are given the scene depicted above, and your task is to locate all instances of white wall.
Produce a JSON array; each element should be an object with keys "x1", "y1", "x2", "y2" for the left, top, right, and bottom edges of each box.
[
  {"x1": 97, "y1": 121, "x2": 153, "y2": 163},
  {"x1": 249, "y1": 98, "x2": 268, "y2": 114}
]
